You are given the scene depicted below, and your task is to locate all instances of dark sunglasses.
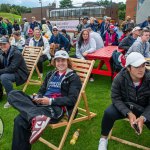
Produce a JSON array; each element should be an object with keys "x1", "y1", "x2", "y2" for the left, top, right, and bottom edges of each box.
[{"x1": 53, "y1": 29, "x2": 58, "y2": 31}]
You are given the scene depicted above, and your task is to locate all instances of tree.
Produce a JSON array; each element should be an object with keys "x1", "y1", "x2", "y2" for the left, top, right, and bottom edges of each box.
[
  {"x1": 59, "y1": 0, "x2": 73, "y2": 8},
  {"x1": 98, "y1": 0, "x2": 111, "y2": 7},
  {"x1": 118, "y1": 2, "x2": 126, "y2": 20}
]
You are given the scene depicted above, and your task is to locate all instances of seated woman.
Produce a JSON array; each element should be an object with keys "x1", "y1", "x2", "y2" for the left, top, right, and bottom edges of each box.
[
  {"x1": 76, "y1": 29, "x2": 96, "y2": 59},
  {"x1": 8, "y1": 50, "x2": 82, "y2": 150},
  {"x1": 103, "y1": 25, "x2": 119, "y2": 46}
]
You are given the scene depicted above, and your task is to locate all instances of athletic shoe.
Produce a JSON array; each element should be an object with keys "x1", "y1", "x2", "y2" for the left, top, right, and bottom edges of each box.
[
  {"x1": 89, "y1": 77, "x2": 94, "y2": 82},
  {"x1": 4, "y1": 102, "x2": 11, "y2": 108},
  {"x1": 98, "y1": 138, "x2": 108, "y2": 150}
]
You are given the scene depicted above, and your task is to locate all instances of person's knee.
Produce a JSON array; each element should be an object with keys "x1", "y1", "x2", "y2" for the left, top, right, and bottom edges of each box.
[
  {"x1": 7, "y1": 90, "x2": 16, "y2": 104},
  {"x1": 0, "y1": 74, "x2": 8, "y2": 83}
]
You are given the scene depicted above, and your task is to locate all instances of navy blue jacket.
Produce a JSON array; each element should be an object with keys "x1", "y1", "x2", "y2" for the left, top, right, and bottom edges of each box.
[
  {"x1": 140, "y1": 20, "x2": 149, "y2": 28},
  {"x1": 49, "y1": 33, "x2": 69, "y2": 50}
]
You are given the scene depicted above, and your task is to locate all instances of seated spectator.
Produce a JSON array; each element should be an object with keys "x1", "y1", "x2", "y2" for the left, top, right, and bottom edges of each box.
[
  {"x1": 8, "y1": 50, "x2": 82, "y2": 149},
  {"x1": 89, "y1": 17, "x2": 99, "y2": 32},
  {"x1": 71, "y1": 28, "x2": 80, "y2": 47},
  {"x1": 41, "y1": 19, "x2": 51, "y2": 39},
  {"x1": 126, "y1": 29, "x2": 150, "y2": 57},
  {"x1": 119, "y1": 27, "x2": 141, "y2": 52},
  {"x1": 25, "y1": 29, "x2": 34, "y2": 46},
  {"x1": 119, "y1": 28, "x2": 132, "y2": 42},
  {"x1": 98, "y1": 52, "x2": 150, "y2": 150},
  {"x1": 76, "y1": 29, "x2": 96, "y2": 59},
  {"x1": 49, "y1": 26, "x2": 69, "y2": 55},
  {"x1": 0, "y1": 37, "x2": 28, "y2": 108},
  {"x1": 140, "y1": 16, "x2": 150, "y2": 29},
  {"x1": 12, "y1": 20, "x2": 21, "y2": 32},
  {"x1": 11, "y1": 31, "x2": 25, "y2": 52},
  {"x1": 103, "y1": 25, "x2": 119, "y2": 46},
  {"x1": 88, "y1": 27, "x2": 104, "y2": 49},
  {"x1": 61, "y1": 29, "x2": 71, "y2": 52},
  {"x1": 29, "y1": 27, "x2": 50, "y2": 77}
]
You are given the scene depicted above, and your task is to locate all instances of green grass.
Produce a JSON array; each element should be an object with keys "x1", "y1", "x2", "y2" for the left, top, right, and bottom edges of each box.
[
  {"x1": 0, "y1": 58, "x2": 149, "y2": 150},
  {"x1": 0, "y1": 12, "x2": 21, "y2": 23}
]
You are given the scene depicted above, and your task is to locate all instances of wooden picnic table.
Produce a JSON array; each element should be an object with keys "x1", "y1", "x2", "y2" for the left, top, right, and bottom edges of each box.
[{"x1": 86, "y1": 46, "x2": 124, "y2": 77}]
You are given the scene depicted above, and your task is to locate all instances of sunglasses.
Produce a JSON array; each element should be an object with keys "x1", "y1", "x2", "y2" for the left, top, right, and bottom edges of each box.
[{"x1": 53, "y1": 29, "x2": 58, "y2": 31}]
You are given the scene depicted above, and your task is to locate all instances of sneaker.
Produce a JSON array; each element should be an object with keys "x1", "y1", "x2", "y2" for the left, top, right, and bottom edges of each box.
[
  {"x1": 29, "y1": 115, "x2": 50, "y2": 144},
  {"x1": 89, "y1": 77, "x2": 94, "y2": 82},
  {"x1": 4, "y1": 102, "x2": 11, "y2": 108},
  {"x1": 98, "y1": 138, "x2": 108, "y2": 150},
  {"x1": 38, "y1": 73, "x2": 43, "y2": 79}
]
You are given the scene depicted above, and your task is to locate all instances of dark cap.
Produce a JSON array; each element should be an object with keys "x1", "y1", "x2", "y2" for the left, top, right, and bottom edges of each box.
[
  {"x1": 0, "y1": 37, "x2": 9, "y2": 44},
  {"x1": 83, "y1": 16, "x2": 89, "y2": 20}
]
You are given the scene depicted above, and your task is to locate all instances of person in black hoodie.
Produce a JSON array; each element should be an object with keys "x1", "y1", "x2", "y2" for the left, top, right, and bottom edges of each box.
[
  {"x1": 8, "y1": 50, "x2": 82, "y2": 150},
  {"x1": 0, "y1": 37, "x2": 28, "y2": 108}
]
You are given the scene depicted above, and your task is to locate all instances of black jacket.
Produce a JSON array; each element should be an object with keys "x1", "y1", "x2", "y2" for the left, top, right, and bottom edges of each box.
[
  {"x1": 118, "y1": 35, "x2": 136, "y2": 52},
  {"x1": 37, "y1": 69, "x2": 82, "y2": 119},
  {"x1": 111, "y1": 68, "x2": 150, "y2": 121},
  {"x1": 0, "y1": 46, "x2": 29, "y2": 86}
]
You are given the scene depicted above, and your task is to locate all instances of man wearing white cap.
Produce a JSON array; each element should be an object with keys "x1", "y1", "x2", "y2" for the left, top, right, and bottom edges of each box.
[
  {"x1": 8, "y1": 50, "x2": 82, "y2": 149},
  {"x1": 119, "y1": 26, "x2": 141, "y2": 52},
  {"x1": 126, "y1": 29, "x2": 150, "y2": 57},
  {"x1": 98, "y1": 52, "x2": 150, "y2": 150}
]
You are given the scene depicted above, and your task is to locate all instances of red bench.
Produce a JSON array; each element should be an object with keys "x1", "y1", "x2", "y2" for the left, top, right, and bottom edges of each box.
[{"x1": 86, "y1": 46, "x2": 124, "y2": 77}]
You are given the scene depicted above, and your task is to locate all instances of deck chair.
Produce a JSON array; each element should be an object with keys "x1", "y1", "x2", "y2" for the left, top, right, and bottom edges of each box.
[
  {"x1": 39, "y1": 58, "x2": 96, "y2": 150},
  {"x1": 22, "y1": 46, "x2": 43, "y2": 92},
  {"x1": 108, "y1": 118, "x2": 150, "y2": 150}
]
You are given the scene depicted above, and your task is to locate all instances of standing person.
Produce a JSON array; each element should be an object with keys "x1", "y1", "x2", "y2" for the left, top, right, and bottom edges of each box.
[
  {"x1": 11, "y1": 31, "x2": 25, "y2": 52},
  {"x1": 103, "y1": 25, "x2": 119, "y2": 46},
  {"x1": 46, "y1": 20, "x2": 53, "y2": 34},
  {"x1": 89, "y1": 17, "x2": 99, "y2": 32},
  {"x1": 119, "y1": 27, "x2": 141, "y2": 52},
  {"x1": 126, "y1": 29, "x2": 150, "y2": 57},
  {"x1": 0, "y1": 17, "x2": 7, "y2": 36},
  {"x1": 30, "y1": 16, "x2": 41, "y2": 31},
  {"x1": 41, "y1": 19, "x2": 51, "y2": 39},
  {"x1": 0, "y1": 37, "x2": 28, "y2": 108},
  {"x1": 13, "y1": 20, "x2": 21, "y2": 32},
  {"x1": 8, "y1": 50, "x2": 82, "y2": 150},
  {"x1": 76, "y1": 29, "x2": 96, "y2": 59},
  {"x1": 23, "y1": 18, "x2": 30, "y2": 39},
  {"x1": 4, "y1": 19, "x2": 13, "y2": 37},
  {"x1": 140, "y1": 16, "x2": 150, "y2": 29},
  {"x1": 29, "y1": 27, "x2": 50, "y2": 77},
  {"x1": 98, "y1": 52, "x2": 150, "y2": 150}
]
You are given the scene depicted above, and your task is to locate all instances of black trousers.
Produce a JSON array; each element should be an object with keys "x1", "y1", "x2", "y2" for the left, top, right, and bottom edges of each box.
[
  {"x1": 37, "y1": 54, "x2": 48, "y2": 73},
  {"x1": 8, "y1": 90, "x2": 62, "y2": 150},
  {"x1": 101, "y1": 104, "x2": 150, "y2": 136}
]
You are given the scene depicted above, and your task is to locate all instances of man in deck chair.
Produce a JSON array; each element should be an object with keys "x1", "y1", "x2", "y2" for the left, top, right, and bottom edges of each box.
[
  {"x1": 8, "y1": 50, "x2": 82, "y2": 150},
  {"x1": 98, "y1": 52, "x2": 150, "y2": 150}
]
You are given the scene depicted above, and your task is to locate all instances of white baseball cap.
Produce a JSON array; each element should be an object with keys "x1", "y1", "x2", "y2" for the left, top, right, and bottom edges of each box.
[
  {"x1": 53, "y1": 26, "x2": 58, "y2": 30},
  {"x1": 132, "y1": 26, "x2": 141, "y2": 33},
  {"x1": 125, "y1": 52, "x2": 146, "y2": 67},
  {"x1": 54, "y1": 50, "x2": 69, "y2": 59}
]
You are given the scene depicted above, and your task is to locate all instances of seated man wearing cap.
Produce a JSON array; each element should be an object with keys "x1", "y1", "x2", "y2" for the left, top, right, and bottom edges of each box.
[
  {"x1": 0, "y1": 37, "x2": 28, "y2": 108},
  {"x1": 8, "y1": 50, "x2": 82, "y2": 150},
  {"x1": 49, "y1": 26, "x2": 69, "y2": 55},
  {"x1": 98, "y1": 52, "x2": 150, "y2": 150},
  {"x1": 119, "y1": 27, "x2": 141, "y2": 52},
  {"x1": 126, "y1": 29, "x2": 150, "y2": 57}
]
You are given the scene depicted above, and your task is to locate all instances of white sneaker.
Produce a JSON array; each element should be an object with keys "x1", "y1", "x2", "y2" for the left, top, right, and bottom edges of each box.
[
  {"x1": 4, "y1": 102, "x2": 11, "y2": 108},
  {"x1": 89, "y1": 77, "x2": 94, "y2": 82},
  {"x1": 38, "y1": 73, "x2": 43, "y2": 79},
  {"x1": 98, "y1": 138, "x2": 108, "y2": 150}
]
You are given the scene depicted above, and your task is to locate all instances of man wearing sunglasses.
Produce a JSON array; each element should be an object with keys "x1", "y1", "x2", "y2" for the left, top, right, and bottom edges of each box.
[
  {"x1": 49, "y1": 26, "x2": 69, "y2": 55},
  {"x1": 98, "y1": 52, "x2": 150, "y2": 150},
  {"x1": 0, "y1": 37, "x2": 28, "y2": 108}
]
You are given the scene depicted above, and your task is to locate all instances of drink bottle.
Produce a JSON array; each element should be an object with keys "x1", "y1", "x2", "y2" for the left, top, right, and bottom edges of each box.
[{"x1": 70, "y1": 129, "x2": 80, "y2": 145}]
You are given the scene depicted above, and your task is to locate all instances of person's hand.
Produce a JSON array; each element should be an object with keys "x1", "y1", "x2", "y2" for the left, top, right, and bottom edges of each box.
[
  {"x1": 133, "y1": 116, "x2": 145, "y2": 135},
  {"x1": 33, "y1": 97, "x2": 49, "y2": 105},
  {"x1": 127, "y1": 112, "x2": 137, "y2": 128},
  {"x1": 82, "y1": 52, "x2": 88, "y2": 57}
]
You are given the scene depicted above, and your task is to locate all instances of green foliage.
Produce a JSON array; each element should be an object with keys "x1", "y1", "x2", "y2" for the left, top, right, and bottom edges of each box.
[
  {"x1": 98, "y1": 0, "x2": 111, "y2": 7},
  {"x1": 0, "y1": 3, "x2": 31, "y2": 15},
  {"x1": 59, "y1": 0, "x2": 73, "y2": 8},
  {"x1": 118, "y1": 2, "x2": 126, "y2": 20}
]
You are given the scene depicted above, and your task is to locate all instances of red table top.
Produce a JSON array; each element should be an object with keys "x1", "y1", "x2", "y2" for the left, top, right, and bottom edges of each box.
[{"x1": 86, "y1": 46, "x2": 123, "y2": 60}]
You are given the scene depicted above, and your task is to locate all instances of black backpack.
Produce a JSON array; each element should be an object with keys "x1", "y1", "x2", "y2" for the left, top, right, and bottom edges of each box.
[{"x1": 0, "y1": 82, "x2": 3, "y2": 99}]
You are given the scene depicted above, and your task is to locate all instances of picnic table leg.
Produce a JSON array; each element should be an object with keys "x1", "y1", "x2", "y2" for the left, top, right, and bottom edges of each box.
[{"x1": 97, "y1": 60, "x2": 104, "y2": 70}]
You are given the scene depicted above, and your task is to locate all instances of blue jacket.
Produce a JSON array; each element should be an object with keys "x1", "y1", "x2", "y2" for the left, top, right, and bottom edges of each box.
[
  {"x1": 49, "y1": 33, "x2": 69, "y2": 50},
  {"x1": 140, "y1": 20, "x2": 149, "y2": 28}
]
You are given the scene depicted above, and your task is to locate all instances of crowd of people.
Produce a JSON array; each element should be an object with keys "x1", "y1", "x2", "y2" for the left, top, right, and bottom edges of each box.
[{"x1": 0, "y1": 14, "x2": 150, "y2": 150}]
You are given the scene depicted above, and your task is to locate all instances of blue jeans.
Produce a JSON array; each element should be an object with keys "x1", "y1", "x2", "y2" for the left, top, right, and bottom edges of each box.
[{"x1": 0, "y1": 73, "x2": 15, "y2": 94}]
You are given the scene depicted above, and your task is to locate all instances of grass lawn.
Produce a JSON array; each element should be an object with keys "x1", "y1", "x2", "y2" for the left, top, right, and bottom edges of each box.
[
  {"x1": 0, "y1": 12, "x2": 21, "y2": 23},
  {"x1": 0, "y1": 59, "x2": 149, "y2": 150}
]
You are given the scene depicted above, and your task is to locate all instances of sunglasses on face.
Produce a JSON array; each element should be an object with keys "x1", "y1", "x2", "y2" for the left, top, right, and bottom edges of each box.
[{"x1": 53, "y1": 29, "x2": 58, "y2": 31}]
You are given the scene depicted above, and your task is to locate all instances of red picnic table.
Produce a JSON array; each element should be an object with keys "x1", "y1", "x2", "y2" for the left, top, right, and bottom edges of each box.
[{"x1": 86, "y1": 46, "x2": 124, "y2": 77}]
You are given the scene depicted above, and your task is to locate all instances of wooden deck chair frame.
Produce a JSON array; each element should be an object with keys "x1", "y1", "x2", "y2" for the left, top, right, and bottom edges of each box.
[
  {"x1": 22, "y1": 46, "x2": 43, "y2": 92},
  {"x1": 39, "y1": 58, "x2": 96, "y2": 150},
  {"x1": 108, "y1": 118, "x2": 150, "y2": 150}
]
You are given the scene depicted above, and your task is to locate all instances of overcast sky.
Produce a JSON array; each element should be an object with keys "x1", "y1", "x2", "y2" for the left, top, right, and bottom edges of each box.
[{"x1": 0, "y1": 0, "x2": 126, "y2": 7}]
